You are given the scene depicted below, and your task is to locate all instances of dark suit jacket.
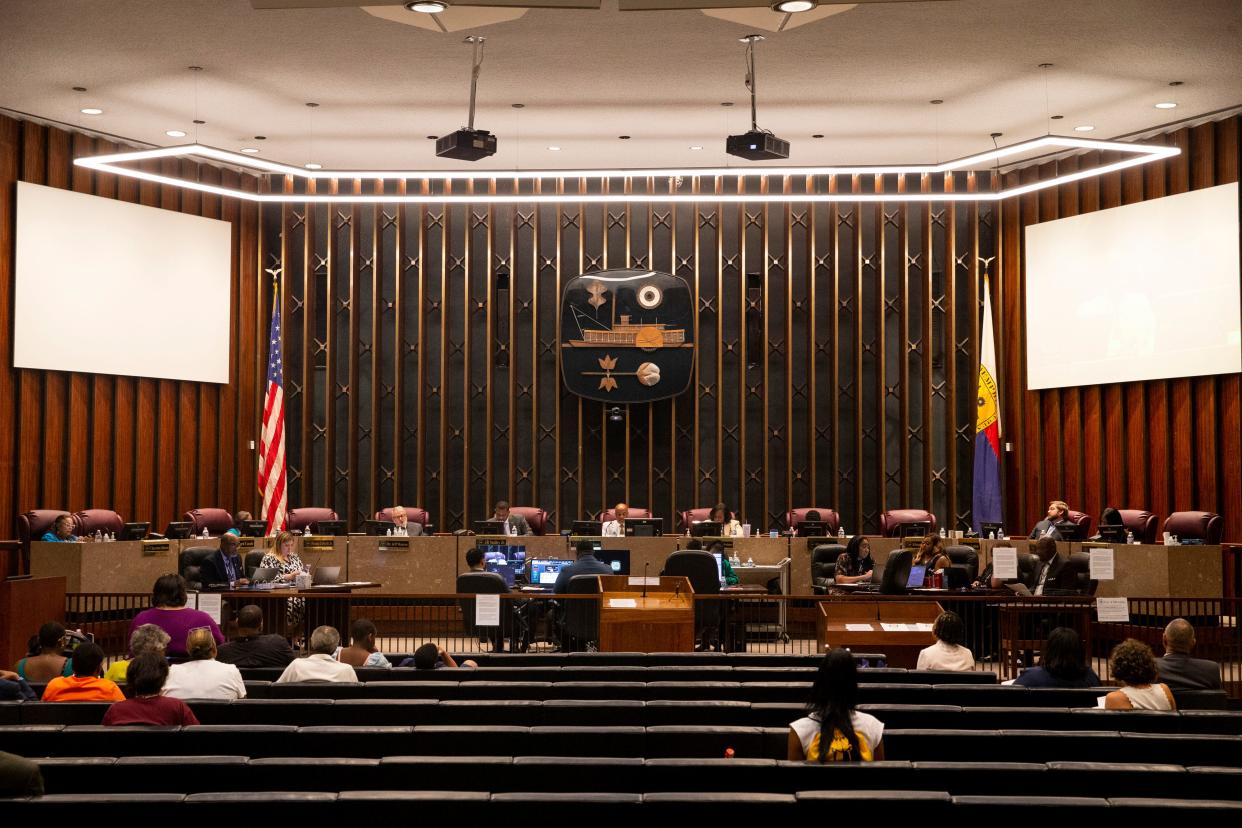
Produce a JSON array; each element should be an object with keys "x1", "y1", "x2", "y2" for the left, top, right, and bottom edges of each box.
[
  {"x1": 1156, "y1": 653, "x2": 1222, "y2": 691},
  {"x1": 200, "y1": 549, "x2": 244, "y2": 586},
  {"x1": 1028, "y1": 518, "x2": 1074, "y2": 540},
  {"x1": 553, "y1": 554, "x2": 613, "y2": 594}
]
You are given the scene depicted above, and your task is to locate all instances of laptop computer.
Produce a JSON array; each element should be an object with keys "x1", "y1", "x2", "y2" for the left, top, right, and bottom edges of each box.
[
  {"x1": 311, "y1": 566, "x2": 341, "y2": 586},
  {"x1": 905, "y1": 564, "x2": 927, "y2": 589},
  {"x1": 529, "y1": 558, "x2": 570, "y2": 587},
  {"x1": 250, "y1": 567, "x2": 278, "y2": 584},
  {"x1": 485, "y1": 560, "x2": 517, "y2": 588},
  {"x1": 712, "y1": 551, "x2": 726, "y2": 586}
]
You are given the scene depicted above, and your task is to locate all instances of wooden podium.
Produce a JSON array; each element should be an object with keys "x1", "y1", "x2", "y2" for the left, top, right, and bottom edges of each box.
[
  {"x1": 0, "y1": 576, "x2": 66, "y2": 669},
  {"x1": 816, "y1": 600, "x2": 942, "y2": 668},
  {"x1": 598, "y1": 575, "x2": 695, "y2": 652}
]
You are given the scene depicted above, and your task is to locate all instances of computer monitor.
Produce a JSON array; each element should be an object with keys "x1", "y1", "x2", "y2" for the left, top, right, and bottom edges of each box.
[
  {"x1": 625, "y1": 517, "x2": 662, "y2": 537},
  {"x1": 711, "y1": 551, "x2": 725, "y2": 585},
  {"x1": 312, "y1": 519, "x2": 346, "y2": 536},
  {"x1": 689, "y1": 521, "x2": 722, "y2": 537},
  {"x1": 506, "y1": 546, "x2": 527, "y2": 567},
  {"x1": 596, "y1": 548, "x2": 630, "y2": 575},
  {"x1": 164, "y1": 521, "x2": 193, "y2": 540},
  {"x1": 312, "y1": 566, "x2": 341, "y2": 586},
  {"x1": 529, "y1": 558, "x2": 570, "y2": 586},
  {"x1": 980, "y1": 522, "x2": 1004, "y2": 539},
  {"x1": 474, "y1": 519, "x2": 507, "y2": 536},
  {"x1": 239, "y1": 520, "x2": 268, "y2": 538},
  {"x1": 485, "y1": 560, "x2": 517, "y2": 588},
  {"x1": 899, "y1": 521, "x2": 930, "y2": 539},
  {"x1": 118, "y1": 522, "x2": 150, "y2": 541},
  {"x1": 571, "y1": 520, "x2": 603, "y2": 535},
  {"x1": 797, "y1": 520, "x2": 828, "y2": 537},
  {"x1": 1056, "y1": 522, "x2": 1083, "y2": 542},
  {"x1": 905, "y1": 564, "x2": 927, "y2": 589},
  {"x1": 364, "y1": 519, "x2": 396, "y2": 536},
  {"x1": 481, "y1": 547, "x2": 507, "y2": 566},
  {"x1": 1097, "y1": 525, "x2": 1127, "y2": 544}
]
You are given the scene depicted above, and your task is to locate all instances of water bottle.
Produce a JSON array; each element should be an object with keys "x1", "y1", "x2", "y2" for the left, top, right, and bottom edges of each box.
[
  {"x1": 939, "y1": 527, "x2": 946, "y2": 539},
  {"x1": 837, "y1": 526, "x2": 845, "y2": 538},
  {"x1": 987, "y1": 530, "x2": 995, "y2": 540},
  {"x1": 1126, "y1": 529, "x2": 1135, "y2": 545},
  {"x1": 386, "y1": 527, "x2": 393, "y2": 537},
  {"x1": 202, "y1": 526, "x2": 209, "y2": 539},
  {"x1": 746, "y1": 555, "x2": 754, "y2": 567},
  {"x1": 94, "y1": 529, "x2": 102, "y2": 543}
]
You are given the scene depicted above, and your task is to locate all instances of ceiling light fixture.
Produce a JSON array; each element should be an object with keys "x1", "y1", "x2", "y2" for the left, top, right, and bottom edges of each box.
[
  {"x1": 1074, "y1": 125, "x2": 1095, "y2": 132},
  {"x1": 548, "y1": 146, "x2": 561, "y2": 151},
  {"x1": 304, "y1": 162, "x2": 322, "y2": 170},
  {"x1": 74, "y1": 135, "x2": 1179, "y2": 205},
  {"x1": 241, "y1": 147, "x2": 261, "y2": 154},
  {"x1": 1155, "y1": 101, "x2": 1178, "y2": 109},
  {"x1": 772, "y1": 0, "x2": 816, "y2": 11},
  {"x1": 405, "y1": 0, "x2": 447, "y2": 12},
  {"x1": 689, "y1": 146, "x2": 703, "y2": 151},
  {"x1": 166, "y1": 130, "x2": 187, "y2": 138},
  {"x1": 80, "y1": 108, "x2": 103, "y2": 115}
]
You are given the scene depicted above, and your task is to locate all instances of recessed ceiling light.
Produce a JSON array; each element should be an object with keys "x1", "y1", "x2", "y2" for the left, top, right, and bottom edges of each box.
[
  {"x1": 689, "y1": 145, "x2": 703, "y2": 151},
  {"x1": 720, "y1": 102, "x2": 734, "y2": 107},
  {"x1": 166, "y1": 130, "x2": 187, "y2": 138},
  {"x1": 241, "y1": 147, "x2": 260, "y2": 154},
  {"x1": 304, "y1": 162, "x2": 322, "y2": 170},
  {"x1": 548, "y1": 146, "x2": 561, "y2": 151},
  {"x1": 1074, "y1": 125, "x2": 1095, "y2": 132},
  {"x1": 426, "y1": 135, "x2": 438, "y2": 140},
  {"x1": 405, "y1": 0, "x2": 447, "y2": 12},
  {"x1": 772, "y1": 0, "x2": 816, "y2": 12},
  {"x1": 1155, "y1": 101, "x2": 1178, "y2": 109},
  {"x1": 618, "y1": 135, "x2": 631, "y2": 140},
  {"x1": 80, "y1": 107, "x2": 103, "y2": 115},
  {"x1": 1050, "y1": 114, "x2": 1063, "y2": 120},
  {"x1": 812, "y1": 134, "x2": 824, "y2": 139}
]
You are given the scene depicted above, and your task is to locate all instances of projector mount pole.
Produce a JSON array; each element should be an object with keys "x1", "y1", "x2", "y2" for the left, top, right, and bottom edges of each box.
[
  {"x1": 464, "y1": 35, "x2": 486, "y2": 131},
  {"x1": 741, "y1": 34, "x2": 765, "y2": 132}
]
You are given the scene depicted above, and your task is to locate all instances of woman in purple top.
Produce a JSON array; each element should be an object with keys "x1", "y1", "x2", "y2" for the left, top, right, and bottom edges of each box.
[{"x1": 128, "y1": 574, "x2": 224, "y2": 658}]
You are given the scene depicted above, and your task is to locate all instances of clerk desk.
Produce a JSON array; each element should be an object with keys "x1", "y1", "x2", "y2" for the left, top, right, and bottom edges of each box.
[{"x1": 30, "y1": 534, "x2": 1223, "y2": 599}]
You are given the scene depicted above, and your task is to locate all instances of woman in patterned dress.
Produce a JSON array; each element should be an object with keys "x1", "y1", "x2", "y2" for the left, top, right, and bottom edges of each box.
[{"x1": 259, "y1": 531, "x2": 306, "y2": 634}]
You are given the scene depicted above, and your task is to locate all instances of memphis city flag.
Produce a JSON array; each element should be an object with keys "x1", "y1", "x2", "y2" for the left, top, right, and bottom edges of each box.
[{"x1": 972, "y1": 276, "x2": 1003, "y2": 533}]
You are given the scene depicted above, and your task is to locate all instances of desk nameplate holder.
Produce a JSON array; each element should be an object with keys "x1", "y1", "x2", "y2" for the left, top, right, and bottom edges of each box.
[
  {"x1": 141, "y1": 540, "x2": 171, "y2": 556},
  {"x1": 379, "y1": 538, "x2": 410, "y2": 552},
  {"x1": 302, "y1": 536, "x2": 337, "y2": 551}
]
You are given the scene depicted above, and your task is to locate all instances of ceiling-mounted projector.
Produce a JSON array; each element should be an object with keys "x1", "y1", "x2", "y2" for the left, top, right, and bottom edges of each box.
[
  {"x1": 436, "y1": 35, "x2": 497, "y2": 162},
  {"x1": 726, "y1": 34, "x2": 789, "y2": 161}
]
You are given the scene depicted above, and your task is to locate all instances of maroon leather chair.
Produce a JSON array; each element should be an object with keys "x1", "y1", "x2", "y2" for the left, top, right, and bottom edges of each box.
[
  {"x1": 1117, "y1": 509, "x2": 1158, "y2": 544},
  {"x1": 785, "y1": 508, "x2": 842, "y2": 536},
  {"x1": 184, "y1": 508, "x2": 234, "y2": 536},
  {"x1": 1067, "y1": 510, "x2": 1095, "y2": 538},
  {"x1": 73, "y1": 509, "x2": 124, "y2": 537},
  {"x1": 1162, "y1": 511, "x2": 1223, "y2": 544},
  {"x1": 18, "y1": 509, "x2": 73, "y2": 548},
  {"x1": 286, "y1": 507, "x2": 339, "y2": 532},
  {"x1": 679, "y1": 508, "x2": 715, "y2": 533},
  {"x1": 374, "y1": 507, "x2": 431, "y2": 529},
  {"x1": 879, "y1": 509, "x2": 937, "y2": 537},
  {"x1": 508, "y1": 506, "x2": 548, "y2": 536},
  {"x1": 599, "y1": 507, "x2": 652, "y2": 522}
]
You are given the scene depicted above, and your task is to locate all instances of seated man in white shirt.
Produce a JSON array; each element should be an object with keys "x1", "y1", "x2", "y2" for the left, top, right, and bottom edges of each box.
[
  {"x1": 275, "y1": 626, "x2": 358, "y2": 683},
  {"x1": 601, "y1": 503, "x2": 629, "y2": 537},
  {"x1": 163, "y1": 627, "x2": 247, "y2": 700}
]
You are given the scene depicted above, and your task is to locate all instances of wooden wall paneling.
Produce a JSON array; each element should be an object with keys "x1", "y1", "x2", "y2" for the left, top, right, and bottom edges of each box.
[
  {"x1": 898, "y1": 176, "x2": 911, "y2": 508},
  {"x1": 1216, "y1": 117, "x2": 1241, "y2": 543},
  {"x1": 111, "y1": 153, "x2": 141, "y2": 525},
  {"x1": 40, "y1": 128, "x2": 70, "y2": 512},
  {"x1": 873, "y1": 183, "x2": 886, "y2": 520},
  {"x1": 851, "y1": 174, "x2": 863, "y2": 530},
  {"x1": 828, "y1": 180, "x2": 841, "y2": 517},
  {"x1": 65, "y1": 132, "x2": 93, "y2": 512},
  {"x1": 217, "y1": 168, "x2": 240, "y2": 515},
  {"x1": 1166, "y1": 131, "x2": 1195, "y2": 509},
  {"x1": 87, "y1": 139, "x2": 117, "y2": 511},
  {"x1": 238, "y1": 175, "x2": 261, "y2": 519},
  {"x1": 346, "y1": 182, "x2": 361, "y2": 525},
  {"x1": 943, "y1": 175, "x2": 957, "y2": 527},
  {"x1": 0, "y1": 116, "x2": 19, "y2": 531},
  {"x1": 920, "y1": 174, "x2": 935, "y2": 514},
  {"x1": 16, "y1": 120, "x2": 47, "y2": 517},
  {"x1": 369, "y1": 194, "x2": 382, "y2": 518},
  {"x1": 1190, "y1": 123, "x2": 1219, "y2": 511},
  {"x1": 1017, "y1": 166, "x2": 1041, "y2": 530},
  {"x1": 414, "y1": 181, "x2": 428, "y2": 511},
  {"x1": 786, "y1": 181, "x2": 797, "y2": 521},
  {"x1": 178, "y1": 159, "x2": 204, "y2": 514},
  {"x1": 1119, "y1": 161, "x2": 1154, "y2": 514},
  {"x1": 762, "y1": 179, "x2": 772, "y2": 527},
  {"x1": 1076, "y1": 154, "x2": 1104, "y2": 516},
  {"x1": 152, "y1": 157, "x2": 181, "y2": 531}
]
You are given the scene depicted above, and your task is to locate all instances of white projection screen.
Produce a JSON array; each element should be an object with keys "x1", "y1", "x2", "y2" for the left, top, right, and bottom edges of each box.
[
  {"x1": 14, "y1": 181, "x2": 231, "y2": 383},
  {"x1": 1025, "y1": 181, "x2": 1241, "y2": 390}
]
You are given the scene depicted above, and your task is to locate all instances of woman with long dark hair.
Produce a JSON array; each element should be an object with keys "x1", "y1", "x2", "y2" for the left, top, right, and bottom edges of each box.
[
  {"x1": 1014, "y1": 627, "x2": 1101, "y2": 688},
  {"x1": 832, "y1": 535, "x2": 874, "y2": 586},
  {"x1": 788, "y1": 648, "x2": 885, "y2": 761}
]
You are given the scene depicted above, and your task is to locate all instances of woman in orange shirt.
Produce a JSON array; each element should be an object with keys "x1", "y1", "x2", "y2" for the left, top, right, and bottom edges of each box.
[{"x1": 41, "y1": 642, "x2": 124, "y2": 702}]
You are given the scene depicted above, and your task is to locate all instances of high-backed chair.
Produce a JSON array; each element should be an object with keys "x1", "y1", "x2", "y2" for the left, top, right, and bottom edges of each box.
[
  {"x1": 599, "y1": 507, "x2": 652, "y2": 522},
  {"x1": 509, "y1": 506, "x2": 548, "y2": 536},
  {"x1": 1051, "y1": 550, "x2": 1097, "y2": 596},
  {"x1": 456, "y1": 571, "x2": 512, "y2": 652},
  {"x1": 663, "y1": 550, "x2": 722, "y2": 649},
  {"x1": 1116, "y1": 509, "x2": 1158, "y2": 544},
  {"x1": 811, "y1": 544, "x2": 845, "y2": 594},
  {"x1": 1162, "y1": 511, "x2": 1224, "y2": 544},
  {"x1": 179, "y1": 546, "x2": 218, "y2": 591},
  {"x1": 560, "y1": 574, "x2": 602, "y2": 652},
  {"x1": 18, "y1": 509, "x2": 72, "y2": 548},
  {"x1": 1067, "y1": 510, "x2": 1095, "y2": 538},
  {"x1": 243, "y1": 551, "x2": 266, "y2": 578},
  {"x1": 678, "y1": 508, "x2": 715, "y2": 533},
  {"x1": 185, "y1": 508, "x2": 234, "y2": 537},
  {"x1": 73, "y1": 509, "x2": 124, "y2": 537},
  {"x1": 944, "y1": 544, "x2": 979, "y2": 582},
  {"x1": 786, "y1": 508, "x2": 842, "y2": 536},
  {"x1": 1016, "y1": 552, "x2": 1042, "y2": 590},
  {"x1": 374, "y1": 507, "x2": 431, "y2": 531},
  {"x1": 879, "y1": 509, "x2": 937, "y2": 537},
  {"x1": 286, "y1": 508, "x2": 338, "y2": 533}
]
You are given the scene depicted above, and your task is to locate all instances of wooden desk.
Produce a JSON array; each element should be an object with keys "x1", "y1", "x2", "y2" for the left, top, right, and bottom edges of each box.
[
  {"x1": 598, "y1": 575, "x2": 695, "y2": 652},
  {"x1": 349, "y1": 535, "x2": 457, "y2": 594},
  {"x1": 31, "y1": 539, "x2": 180, "y2": 593},
  {"x1": 816, "y1": 599, "x2": 941, "y2": 668},
  {"x1": 0, "y1": 576, "x2": 66, "y2": 668}
]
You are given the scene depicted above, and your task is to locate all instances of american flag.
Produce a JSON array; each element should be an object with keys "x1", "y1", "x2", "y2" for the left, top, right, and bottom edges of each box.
[{"x1": 258, "y1": 283, "x2": 287, "y2": 534}]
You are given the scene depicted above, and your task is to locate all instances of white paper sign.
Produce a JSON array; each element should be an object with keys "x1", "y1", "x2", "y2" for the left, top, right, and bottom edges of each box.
[
  {"x1": 608, "y1": 598, "x2": 638, "y2": 608},
  {"x1": 474, "y1": 593, "x2": 501, "y2": 627},
  {"x1": 1089, "y1": 548, "x2": 1115, "y2": 580},
  {"x1": 845, "y1": 623, "x2": 874, "y2": 632},
  {"x1": 195, "y1": 593, "x2": 222, "y2": 624},
  {"x1": 991, "y1": 547, "x2": 1019, "y2": 580},
  {"x1": 627, "y1": 576, "x2": 659, "y2": 586},
  {"x1": 1096, "y1": 597, "x2": 1130, "y2": 623}
]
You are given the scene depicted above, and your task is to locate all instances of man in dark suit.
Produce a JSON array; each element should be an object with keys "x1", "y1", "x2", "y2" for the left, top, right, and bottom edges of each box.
[
  {"x1": 1156, "y1": 618, "x2": 1223, "y2": 691},
  {"x1": 200, "y1": 533, "x2": 249, "y2": 587},
  {"x1": 553, "y1": 540, "x2": 612, "y2": 593},
  {"x1": 1028, "y1": 500, "x2": 1076, "y2": 540}
]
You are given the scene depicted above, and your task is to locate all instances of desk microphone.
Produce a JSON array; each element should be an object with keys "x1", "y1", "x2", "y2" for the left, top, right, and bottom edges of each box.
[{"x1": 642, "y1": 562, "x2": 649, "y2": 599}]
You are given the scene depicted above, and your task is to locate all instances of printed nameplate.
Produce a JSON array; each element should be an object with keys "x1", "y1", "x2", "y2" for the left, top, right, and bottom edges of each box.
[
  {"x1": 379, "y1": 538, "x2": 411, "y2": 552},
  {"x1": 141, "y1": 540, "x2": 171, "y2": 556},
  {"x1": 301, "y1": 536, "x2": 337, "y2": 551}
]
